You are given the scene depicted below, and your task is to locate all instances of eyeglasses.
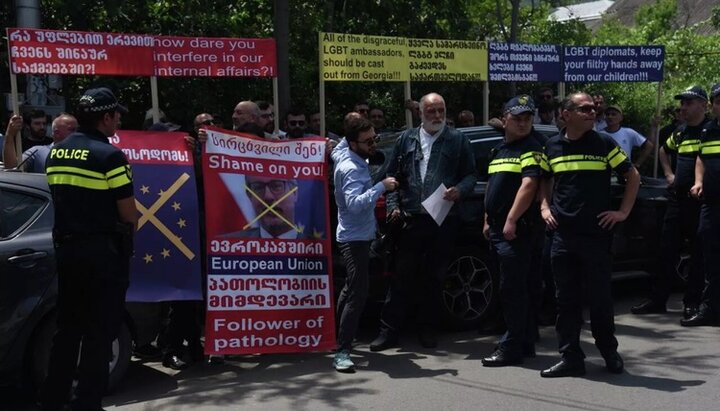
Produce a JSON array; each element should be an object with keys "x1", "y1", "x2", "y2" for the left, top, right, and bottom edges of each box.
[
  {"x1": 199, "y1": 119, "x2": 214, "y2": 126},
  {"x1": 288, "y1": 120, "x2": 306, "y2": 127},
  {"x1": 573, "y1": 105, "x2": 596, "y2": 114},
  {"x1": 247, "y1": 180, "x2": 292, "y2": 196},
  {"x1": 357, "y1": 135, "x2": 379, "y2": 146}
]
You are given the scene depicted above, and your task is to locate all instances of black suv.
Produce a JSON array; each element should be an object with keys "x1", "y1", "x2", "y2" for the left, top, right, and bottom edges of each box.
[{"x1": 333, "y1": 125, "x2": 669, "y2": 330}]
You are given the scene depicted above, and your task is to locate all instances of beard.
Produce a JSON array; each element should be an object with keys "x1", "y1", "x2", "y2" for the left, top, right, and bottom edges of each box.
[
  {"x1": 237, "y1": 122, "x2": 265, "y2": 138},
  {"x1": 287, "y1": 128, "x2": 305, "y2": 139},
  {"x1": 422, "y1": 118, "x2": 446, "y2": 134}
]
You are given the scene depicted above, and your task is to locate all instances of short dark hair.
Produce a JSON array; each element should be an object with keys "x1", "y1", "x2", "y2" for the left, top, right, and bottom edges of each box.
[
  {"x1": 285, "y1": 106, "x2": 305, "y2": 121},
  {"x1": 29, "y1": 109, "x2": 46, "y2": 120},
  {"x1": 345, "y1": 117, "x2": 373, "y2": 143},
  {"x1": 75, "y1": 105, "x2": 114, "y2": 129},
  {"x1": 561, "y1": 92, "x2": 591, "y2": 111},
  {"x1": 256, "y1": 100, "x2": 271, "y2": 111}
]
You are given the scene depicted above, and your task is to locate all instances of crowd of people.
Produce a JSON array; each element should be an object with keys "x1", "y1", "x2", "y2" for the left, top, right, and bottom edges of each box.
[{"x1": 2, "y1": 83, "x2": 720, "y2": 409}]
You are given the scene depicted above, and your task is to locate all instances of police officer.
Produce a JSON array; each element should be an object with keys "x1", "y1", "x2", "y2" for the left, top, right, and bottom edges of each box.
[
  {"x1": 481, "y1": 95, "x2": 546, "y2": 367},
  {"x1": 685, "y1": 83, "x2": 720, "y2": 326},
  {"x1": 631, "y1": 86, "x2": 707, "y2": 318},
  {"x1": 41, "y1": 88, "x2": 137, "y2": 411},
  {"x1": 540, "y1": 92, "x2": 640, "y2": 378}
]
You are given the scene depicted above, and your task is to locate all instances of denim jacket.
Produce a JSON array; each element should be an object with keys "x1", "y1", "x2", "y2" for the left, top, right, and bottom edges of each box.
[{"x1": 386, "y1": 126, "x2": 477, "y2": 215}]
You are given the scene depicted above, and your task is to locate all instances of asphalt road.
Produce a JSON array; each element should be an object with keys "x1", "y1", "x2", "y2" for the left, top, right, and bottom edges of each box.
[{"x1": 4, "y1": 284, "x2": 720, "y2": 411}]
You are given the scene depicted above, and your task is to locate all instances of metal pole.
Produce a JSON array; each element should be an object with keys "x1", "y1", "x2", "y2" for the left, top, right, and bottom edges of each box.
[
  {"x1": 483, "y1": 81, "x2": 489, "y2": 124},
  {"x1": 653, "y1": 81, "x2": 664, "y2": 178},
  {"x1": 404, "y1": 81, "x2": 412, "y2": 129},
  {"x1": 150, "y1": 76, "x2": 160, "y2": 123},
  {"x1": 272, "y1": 77, "x2": 280, "y2": 133}
]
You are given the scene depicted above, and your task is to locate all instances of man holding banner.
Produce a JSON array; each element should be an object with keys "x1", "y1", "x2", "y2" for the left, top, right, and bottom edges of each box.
[{"x1": 370, "y1": 92, "x2": 476, "y2": 351}]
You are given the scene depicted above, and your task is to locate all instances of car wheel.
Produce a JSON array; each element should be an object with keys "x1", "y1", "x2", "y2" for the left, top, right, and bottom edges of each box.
[
  {"x1": 440, "y1": 246, "x2": 498, "y2": 330},
  {"x1": 29, "y1": 313, "x2": 131, "y2": 393}
]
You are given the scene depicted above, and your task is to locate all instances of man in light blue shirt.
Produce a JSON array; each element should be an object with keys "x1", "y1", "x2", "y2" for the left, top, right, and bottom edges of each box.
[{"x1": 331, "y1": 117, "x2": 397, "y2": 372}]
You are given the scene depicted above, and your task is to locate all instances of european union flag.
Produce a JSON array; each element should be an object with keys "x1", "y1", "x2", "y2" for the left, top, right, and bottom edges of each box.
[{"x1": 122, "y1": 143, "x2": 203, "y2": 302}]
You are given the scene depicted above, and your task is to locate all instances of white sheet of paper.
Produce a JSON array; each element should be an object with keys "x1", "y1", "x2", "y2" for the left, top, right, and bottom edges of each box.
[{"x1": 421, "y1": 183, "x2": 453, "y2": 226}]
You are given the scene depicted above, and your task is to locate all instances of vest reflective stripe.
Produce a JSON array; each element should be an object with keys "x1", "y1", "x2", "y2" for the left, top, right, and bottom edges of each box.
[
  {"x1": 607, "y1": 147, "x2": 628, "y2": 168},
  {"x1": 48, "y1": 173, "x2": 110, "y2": 190},
  {"x1": 520, "y1": 151, "x2": 543, "y2": 168},
  {"x1": 666, "y1": 135, "x2": 678, "y2": 150},
  {"x1": 46, "y1": 166, "x2": 104, "y2": 179},
  {"x1": 551, "y1": 159, "x2": 607, "y2": 173},
  {"x1": 105, "y1": 165, "x2": 131, "y2": 189},
  {"x1": 677, "y1": 139, "x2": 701, "y2": 154},
  {"x1": 701, "y1": 141, "x2": 720, "y2": 155},
  {"x1": 488, "y1": 162, "x2": 522, "y2": 174}
]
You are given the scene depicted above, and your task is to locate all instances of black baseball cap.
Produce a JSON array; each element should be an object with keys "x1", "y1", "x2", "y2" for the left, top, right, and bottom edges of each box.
[
  {"x1": 674, "y1": 86, "x2": 708, "y2": 101},
  {"x1": 503, "y1": 95, "x2": 535, "y2": 115},
  {"x1": 710, "y1": 83, "x2": 720, "y2": 100},
  {"x1": 78, "y1": 87, "x2": 128, "y2": 114}
]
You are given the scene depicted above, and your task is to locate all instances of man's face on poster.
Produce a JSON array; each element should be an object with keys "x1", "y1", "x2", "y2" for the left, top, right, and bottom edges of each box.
[{"x1": 245, "y1": 176, "x2": 298, "y2": 237}]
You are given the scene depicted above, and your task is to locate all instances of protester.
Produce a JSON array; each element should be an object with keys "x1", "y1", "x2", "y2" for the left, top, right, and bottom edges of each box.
[
  {"x1": 3, "y1": 113, "x2": 77, "y2": 172},
  {"x1": 456, "y1": 110, "x2": 475, "y2": 128},
  {"x1": 602, "y1": 104, "x2": 655, "y2": 169},
  {"x1": 369, "y1": 107, "x2": 389, "y2": 132},
  {"x1": 632, "y1": 86, "x2": 707, "y2": 319},
  {"x1": 354, "y1": 101, "x2": 370, "y2": 118},
  {"x1": 593, "y1": 94, "x2": 608, "y2": 131},
  {"x1": 309, "y1": 111, "x2": 341, "y2": 140},
  {"x1": 481, "y1": 95, "x2": 546, "y2": 367},
  {"x1": 540, "y1": 92, "x2": 640, "y2": 378},
  {"x1": 534, "y1": 87, "x2": 555, "y2": 125},
  {"x1": 369, "y1": 92, "x2": 476, "y2": 351},
  {"x1": 41, "y1": 87, "x2": 137, "y2": 410},
  {"x1": 537, "y1": 101, "x2": 556, "y2": 126},
  {"x1": 20, "y1": 109, "x2": 53, "y2": 152},
  {"x1": 256, "y1": 100, "x2": 285, "y2": 140},
  {"x1": 686, "y1": 83, "x2": 720, "y2": 326},
  {"x1": 404, "y1": 99, "x2": 421, "y2": 128},
  {"x1": 284, "y1": 107, "x2": 311, "y2": 139},
  {"x1": 331, "y1": 116, "x2": 397, "y2": 372},
  {"x1": 232, "y1": 100, "x2": 264, "y2": 137}
]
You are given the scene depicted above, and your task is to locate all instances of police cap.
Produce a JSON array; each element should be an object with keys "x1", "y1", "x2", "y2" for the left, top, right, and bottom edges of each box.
[
  {"x1": 503, "y1": 95, "x2": 535, "y2": 116},
  {"x1": 78, "y1": 87, "x2": 128, "y2": 114},
  {"x1": 674, "y1": 85, "x2": 708, "y2": 101},
  {"x1": 710, "y1": 83, "x2": 720, "y2": 100}
]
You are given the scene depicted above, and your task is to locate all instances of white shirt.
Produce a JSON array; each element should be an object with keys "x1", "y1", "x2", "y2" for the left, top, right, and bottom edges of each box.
[
  {"x1": 603, "y1": 127, "x2": 646, "y2": 161},
  {"x1": 594, "y1": 117, "x2": 607, "y2": 132},
  {"x1": 419, "y1": 125, "x2": 442, "y2": 182}
]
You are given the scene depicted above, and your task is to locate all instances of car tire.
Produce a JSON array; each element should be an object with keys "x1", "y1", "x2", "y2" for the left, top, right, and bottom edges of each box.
[
  {"x1": 439, "y1": 246, "x2": 499, "y2": 330},
  {"x1": 29, "y1": 313, "x2": 131, "y2": 394}
]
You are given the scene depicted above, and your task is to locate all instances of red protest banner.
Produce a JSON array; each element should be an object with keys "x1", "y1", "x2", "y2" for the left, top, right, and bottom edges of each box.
[
  {"x1": 201, "y1": 128, "x2": 335, "y2": 354},
  {"x1": 7, "y1": 28, "x2": 155, "y2": 76},
  {"x1": 154, "y1": 36, "x2": 277, "y2": 77}
]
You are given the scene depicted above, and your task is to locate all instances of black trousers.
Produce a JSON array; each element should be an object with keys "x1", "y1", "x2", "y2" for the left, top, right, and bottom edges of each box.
[
  {"x1": 41, "y1": 236, "x2": 129, "y2": 411},
  {"x1": 163, "y1": 300, "x2": 202, "y2": 356},
  {"x1": 653, "y1": 192, "x2": 704, "y2": 306},
  {"x1": 380, "y1": 214, "x2": 458, "y2": 331},
  {"x1": 551, "y1": 230, "x2": 617, "y2": 361},
  {"x1": 699, "y1": 202, "x2": 720, "y2": 316},
  {"x1": 336, "y1": 241, "x2": 371, "y2": 351},
  {"x1": 489, "y1": 222, "x2": 539, "y2": 355}
]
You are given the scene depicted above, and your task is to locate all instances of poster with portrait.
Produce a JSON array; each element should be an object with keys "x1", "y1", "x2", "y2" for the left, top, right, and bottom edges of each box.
[{"x1": 202, "y1": 127, "x2": 335, "y2": 354}]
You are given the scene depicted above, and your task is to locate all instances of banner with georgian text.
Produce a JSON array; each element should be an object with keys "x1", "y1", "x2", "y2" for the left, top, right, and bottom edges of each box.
[
  {"x1": 202, "y1": 127, "x2": 335, "y2": 354},
  {"x1": 112, "y1": 131, "x2": 203, "y2": 301}
]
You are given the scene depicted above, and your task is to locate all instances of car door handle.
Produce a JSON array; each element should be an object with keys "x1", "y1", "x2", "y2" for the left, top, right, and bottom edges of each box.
[{"x1": 8, "y1": 251, "x2": 48, "y2": 264}]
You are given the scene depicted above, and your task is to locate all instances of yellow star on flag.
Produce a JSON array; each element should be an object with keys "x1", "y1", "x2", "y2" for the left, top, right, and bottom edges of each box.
[
  {"x1": 313, "y1": 228, "x2": 324, "y2": 239},
  {"x1": 143, "y1": 254, "x2": 153, "y2": 264},
  {"x1": 177, "y1": 218, "x2": 187, "y2": 228},
  {"x1": 140, "y1": 185, "x2": 150, "y2": 194},
  {"x1": 171, "y1": 201, "x2": 181, "y2": 211},
  {"x1": 161, "y1": 248, "x2": 171, "y2": 259},
  {"x1": 158, "y1": 189, "x2": 165, "y2": 196}
]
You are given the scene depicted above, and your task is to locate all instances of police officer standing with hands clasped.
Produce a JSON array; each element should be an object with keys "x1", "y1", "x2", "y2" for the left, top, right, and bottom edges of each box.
[
  {"x1": 540, "y1": 92, "x2": 640, "y2": 378},
  {"x1": 482, "y1": 95, "x2": 547, "y2": 367},
  {"x1": 686, "y1": 83, "x2": 720, "y2": 326},
  {"x1": 41, "y1": 88, "x2": 138, "y2": 411}
]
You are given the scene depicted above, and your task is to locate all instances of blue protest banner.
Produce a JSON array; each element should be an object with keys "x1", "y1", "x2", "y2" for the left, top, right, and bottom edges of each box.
[
  {"x1": 488, "y1": 42, "x2": 562, "y2": 82},
  {"x1": 113, "y1": 131, "x2": 203, "y2": 302},
  {"x1": 563, "y1": 45, "x2": 664, "y2": 82}
]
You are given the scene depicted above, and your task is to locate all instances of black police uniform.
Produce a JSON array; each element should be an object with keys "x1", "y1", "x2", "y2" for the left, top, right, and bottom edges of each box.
[
  {"x1": 653, "y1": 123, "x2": 705, "y2": 311},
  {"x1": 693, "y1": 119, "x2": 720, "y2": 321},
  {"x1": 544, "y1": 129, "x2": 632, "y2": 362},
  {"x1": 42, "y1": 127, "x2": 134, "y2": 411},
  {"x1": 485, "y1": 131, "x2": 545, "y2": 358}
]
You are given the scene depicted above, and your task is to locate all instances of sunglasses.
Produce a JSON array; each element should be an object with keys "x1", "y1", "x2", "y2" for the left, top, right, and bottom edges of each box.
[
  {"x1": 357, "y1": 135, "x2": 379, "y2": 146},
  {"x1": 288, "y1": 120, "x2": 306, "y2": 127},
  {"x1": 573, "y1": 105, "x2": 596, "y2": 114}
]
